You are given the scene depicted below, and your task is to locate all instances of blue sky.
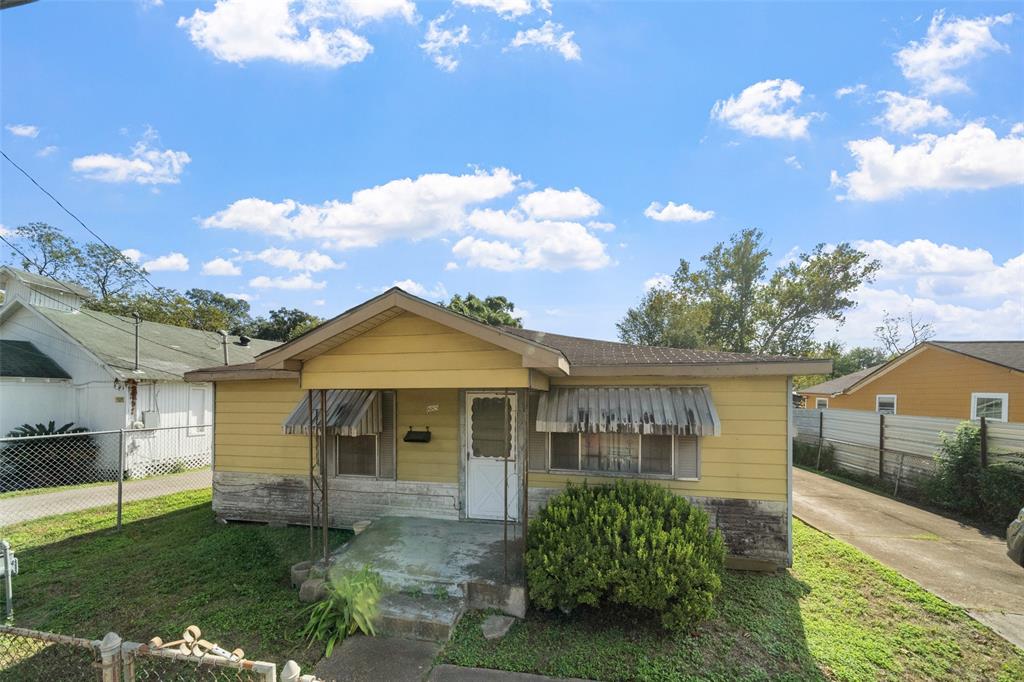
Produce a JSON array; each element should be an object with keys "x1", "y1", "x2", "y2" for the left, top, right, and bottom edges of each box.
[{"x1": 2, "y1": 0, "x2": 1022, "y2": 346}]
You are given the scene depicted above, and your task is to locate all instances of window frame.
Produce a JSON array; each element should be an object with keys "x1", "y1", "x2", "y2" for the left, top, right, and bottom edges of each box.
[
  {"x1": 333, "y1": 433, "x2": 380, "y2": 478},
  {"x1": 545, "y1": 431, "x2": 700, "y2": 481},
  {"x1": 187, "y1": 386, "x2": 207, "y2": 437},
  {"x1": 815, "y1": 398, "x2": 828, "y2": 409},
  {"x1": 970, "y1": 392, "x2": 1008, "y2": 422},
  {"x1": 875, "y1": 394, "x2": 897, "y2": 415}
]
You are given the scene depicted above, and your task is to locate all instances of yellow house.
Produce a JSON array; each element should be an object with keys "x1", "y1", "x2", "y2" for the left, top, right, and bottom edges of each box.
[
  {"x1": 798, "y1": 341, "x2": 1024, "y2": 421},
  {"x1": 185, "y1": 288, "x2": 830, "y2": 567}
]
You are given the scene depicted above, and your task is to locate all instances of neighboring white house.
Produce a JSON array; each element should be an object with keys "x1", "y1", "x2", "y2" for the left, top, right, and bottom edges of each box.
[{"x1": 0, "y1": 266, "x2": 279, "y2": 475}]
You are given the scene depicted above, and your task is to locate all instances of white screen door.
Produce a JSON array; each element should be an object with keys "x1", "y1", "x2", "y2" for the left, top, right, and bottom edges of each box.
[{"x1": 465, "y1": 392, "x2": 519, "y2": 520}]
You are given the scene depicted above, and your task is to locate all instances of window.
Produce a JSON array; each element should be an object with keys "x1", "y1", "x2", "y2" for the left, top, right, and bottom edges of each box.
[
  {"x1": 971, "y1": 393, "x2": 1008, "y2": 422},
  {"x1": 187, "y1": 386, "x2": 206, "y2": 436},
  {"x1": 547, "y1": 432, "x2": 697, "y2": 479},
  {"x1": 875, "y1": 394, "x2": 897, "y2": 415},
  {"x1": 335, "y1": 435, "x2": 378, "y2": 477},
  {"x1": 815, "y1": 398, "x2": 828, "y2": 409}
]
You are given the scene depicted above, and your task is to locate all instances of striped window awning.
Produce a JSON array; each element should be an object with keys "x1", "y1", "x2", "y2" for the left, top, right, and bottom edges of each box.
[
  {"x1": 282, "y1": 389, "x2": 381, "y2": 437},
  {"x1": 535, "y1": 386, "x2": 720, "y2": 436}
]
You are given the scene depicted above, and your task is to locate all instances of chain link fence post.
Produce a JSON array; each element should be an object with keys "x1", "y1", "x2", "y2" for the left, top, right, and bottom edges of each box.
[
  {"x1": 100, "y1": 631, "x2": 122, "y2": 682},
  {"x1": 2, "y1": 540, "x2": 13, "y2": 621},
  {"x1": 117, "y1": 429, "x2": 126, "y2": 531}
]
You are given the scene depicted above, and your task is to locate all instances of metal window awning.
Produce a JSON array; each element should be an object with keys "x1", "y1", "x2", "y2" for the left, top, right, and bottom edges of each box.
[
  {"x1": 282, "y1": 389, "x2": 381, "y2": 437},
  {"x1": 536, "y1": 386, "x2": 720, "y2": 436}
]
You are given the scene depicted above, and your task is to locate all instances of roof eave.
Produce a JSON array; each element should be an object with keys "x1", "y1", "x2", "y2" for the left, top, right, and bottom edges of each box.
[
  {"x1": 184, "y1": 367, "x2": 301, "y2": 382},
  {"x1": 569, "y1": 359, "x2": 833, "y2": 377}
]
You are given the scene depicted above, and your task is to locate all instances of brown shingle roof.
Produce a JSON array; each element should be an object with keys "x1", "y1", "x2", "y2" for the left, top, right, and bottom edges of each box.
[
  {"x1": 499, "y1": 326, "x2": 805, "y2": 366},
  {"x1": 798, "y1": 363, "x2": 884, "y2": 395},
  {"x1": 929, "y1": 341, "x2": 1024, "y2": 373}
]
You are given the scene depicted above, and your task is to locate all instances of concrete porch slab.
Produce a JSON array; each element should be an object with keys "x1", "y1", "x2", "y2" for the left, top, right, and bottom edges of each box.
[{"x1": 328, "y1": 516, "x2": 525, "y2": 593}]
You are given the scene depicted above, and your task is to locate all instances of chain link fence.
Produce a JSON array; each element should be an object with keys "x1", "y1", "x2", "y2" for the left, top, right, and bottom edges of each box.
[
  {"x1": 0, "y1": 626, "x2": 323, "y2": 681},
  {"x1": 0, "y1": 425, "x2": 213, "y2": 528}
]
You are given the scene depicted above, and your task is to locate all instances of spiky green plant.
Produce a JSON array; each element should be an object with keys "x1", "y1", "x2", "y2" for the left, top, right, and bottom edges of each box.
[{"x1": 299, "y1": 566, "x2": 384, "y2": 656}]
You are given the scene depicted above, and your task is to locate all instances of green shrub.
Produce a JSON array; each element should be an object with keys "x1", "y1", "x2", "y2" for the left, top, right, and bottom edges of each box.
[
  {"x1": 926, "y1": 423, "x2": 983, "y2": 517},
  {"x1": 793, "y1": 438, "x2": 834, "y2": 471},
  {"x1": 978, "y1": 464, "x2": 1024, "y2": 528},
  {"x1": 1, "y1": 421, "x2": 98, "y2": 491},
  {"x1": 300, "y1": 566, "x2": 383, "y2": 656},
  {"x1": 525, "y1": 480, "x2": 725, "y2": 632}
]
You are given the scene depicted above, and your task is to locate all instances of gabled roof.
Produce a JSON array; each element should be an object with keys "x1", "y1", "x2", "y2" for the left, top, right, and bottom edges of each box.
[
  {"x1": 0, "y1": 265, "x2": 93, "y2": 299},
  {"x1": 0, "y1": 300, "x2": 280, "y2": 382},
  {"x1": 797, "y1": 363, "x2": 884, "y2": 396},
  {"x1": 928, "y1": 341, "x2": 1024, "y2": 373},
  {"x1": 186, "y1": 287, "x2": 832, "y2": 381},
  {"x1": 0, "y1": 339, "x2": 72, "y2": 379}
]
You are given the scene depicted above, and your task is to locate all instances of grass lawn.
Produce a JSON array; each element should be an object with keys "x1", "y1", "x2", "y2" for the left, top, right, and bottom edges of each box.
[
  {"x1": 3, "y1": 489, "x2": 349, "y2": 670},
  {"x1": 439, "y1": 520, "x2": 1024, "y2": 682}
]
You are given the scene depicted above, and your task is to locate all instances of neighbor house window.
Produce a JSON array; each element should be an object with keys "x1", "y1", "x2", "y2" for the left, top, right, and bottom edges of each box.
[
  {"x1": 187, "y1": 386, "x2": 206, "y2": 436},
  {"x1": 971, "y1": 393, "x2": 1008, "y2": 422},
  {"x1": 547, "y1": 432, "x2": 697, "y2": 479},
  {"x1": 335, "y1": 435, "x2": 378, "y2": 477},
  {"x1": 875, "y1": 395, "x2": 897, "y2": 415},
  {"x1": 815, "y1": 398, "x2": 828, "y2": 409}
]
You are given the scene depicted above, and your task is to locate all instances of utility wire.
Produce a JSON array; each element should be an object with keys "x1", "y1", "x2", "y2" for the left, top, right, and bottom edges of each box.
[{"x1": 1, "y1": 234, "x2": 231, "y2": 368}]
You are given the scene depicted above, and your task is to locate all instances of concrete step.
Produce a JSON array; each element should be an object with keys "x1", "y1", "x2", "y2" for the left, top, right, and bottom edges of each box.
[{"x1": 376, "y1": 592, "x2": 465, "y2": 643}]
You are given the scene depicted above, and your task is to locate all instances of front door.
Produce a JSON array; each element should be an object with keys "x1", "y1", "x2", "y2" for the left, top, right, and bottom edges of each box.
[{"x1": 465, "y1": 392, "x2": 519, "y2": 520}]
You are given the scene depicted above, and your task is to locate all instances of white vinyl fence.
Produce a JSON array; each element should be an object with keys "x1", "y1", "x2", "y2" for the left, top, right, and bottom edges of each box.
[{"x1": 793, "y1": 408, "x2": 1024, "y2": 489}]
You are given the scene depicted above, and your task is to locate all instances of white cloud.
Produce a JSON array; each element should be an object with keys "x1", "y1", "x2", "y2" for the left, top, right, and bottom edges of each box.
[
  {"x1": 249, "y1": 272, "x2": 326, "y2": 290},
  {"x1": 784, "y1": 155, "x2": 802, "y2": 170},
  {"x1": 420, "y1": 13, "x2": 469, "y2": 72},
  {"x1": 644, "y1": 274, "x2": 672, "y2": 291},
  {"x1": 832, "y1": 122, "x2": 1024, "y2": 201},
  {"x1": 875, "y1": 91, "x2": 952, "y2": 133},
  {"x1": 508, "y1": 21, "x2": 580, "y2": 61},
  {"x1": 444, "y1": 261, "x2": 459, "y2": 271},
  {"x1": 71, "y1": 129, "x2": 190, "y2": 185},
  {"x1": 895, "y1": 11, "x2": 1014, "y2": 95},
  {"x1": 644, "y1": 201, "x2": 715, "y2": 223},
  {"x1": 453, "y1": 208, "x2": 610, "y2": 271},
  {"x1": 454, "y1": 0, "x2": 533, "y2": 19},
  {"x1": 389, "y1": 279, "x2": 448, "y2": 299},
  {"x1": 225, "y1": 292, "x2": 255, "y2": 302},
  {"x1": 587, "y1": 221, "x2": 615, "y2": 232},
  {"x1": 177, "y1": 0, "x2": 373, "y2": 68},
  {"x1": 711, "y1": 79, "x2": 819, "y2": 139},
  {"x1": 121, "y1": 248, "x2": 143, "y2": 263},
  {"x1": 518, "y1": 187, "x2": 600, "y2": 219},
  {"x1": 248, "y1": 247, "x2": 344, "y2": 271},
  {"x1": 201, "y1": 167, "x2": 520, "y2": 247},
  {"x1": 142, "y1": 252, "x2": 189, "y2": 272},
  {"x1": 36, "y1": 145, "x2": 58, "y2": 158},
  {"x1": 5, "y1": 124, "x2": 39, "y2": 138},
  {"x1": 201, "y1": 257, "x2": 242, "y2": 276},
  {"x1": 835, "y1": 84, "x2": 866, "y2": 99},
  {"x1": 309, "y1": 0, "x2": 416, "y2": 25},
  {"x1": 312, "y1": 298, "x2": 326, "y2": 306}
]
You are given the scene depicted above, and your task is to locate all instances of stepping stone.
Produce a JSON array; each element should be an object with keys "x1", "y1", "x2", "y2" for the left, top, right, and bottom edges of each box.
[{"x1": 481, "y1": 614, "x2": 516, "y2": 641}]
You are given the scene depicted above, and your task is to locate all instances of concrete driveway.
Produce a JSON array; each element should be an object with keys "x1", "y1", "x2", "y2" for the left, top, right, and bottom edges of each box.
[
  {"x1": 793, "y1": 467, "x2": 1024, "y2": 649},
  {"x1": 0, "y1": 468, "x2": 211, "y2": 526}
]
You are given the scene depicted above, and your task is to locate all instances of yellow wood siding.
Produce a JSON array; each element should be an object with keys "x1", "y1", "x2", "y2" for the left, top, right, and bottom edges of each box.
[
  {"x1": 214, "y1": 379, "x2": 308, "y2": 475},
  {"x1": 396, "y1": 388, "x2": 460, "y2": 483},
  {"x1": 821, "y1": 347, "x2": 1023, "y2": 420},
  {"x1": 530, "y1": 374, "x2": 789, "y2": 502},
  {"x1": 302, "y1": 312, "x2": 534, "y2": 389}
]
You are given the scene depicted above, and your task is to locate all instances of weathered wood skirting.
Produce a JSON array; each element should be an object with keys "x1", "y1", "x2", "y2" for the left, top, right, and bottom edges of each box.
[
  {"x1": 213, "y1": 471, "x2": 459, "y2": 528},
  {"x1": 527, "y1": 487, "x2": 788, "y2": 567}
]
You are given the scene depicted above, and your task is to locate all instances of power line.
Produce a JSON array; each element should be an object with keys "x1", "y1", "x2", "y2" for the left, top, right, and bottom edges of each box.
[
  {"x1": 0, "y1": 149, "x2": 195, "y2": 310},
  {"x1": 1, "y1": 234, "x2": 229, "y2": 368}
]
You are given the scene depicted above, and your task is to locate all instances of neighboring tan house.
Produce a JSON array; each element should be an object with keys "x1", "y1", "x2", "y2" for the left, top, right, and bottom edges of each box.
[
  {"x1": 798, "y1": 341, "x2": 1024, "y2": 422},
  {"x1": 184, "y1": 287, "x2": 830, "y2": 567},
  {"x1": 0, "y1": 269, "x2": 279, "y2": 474}
]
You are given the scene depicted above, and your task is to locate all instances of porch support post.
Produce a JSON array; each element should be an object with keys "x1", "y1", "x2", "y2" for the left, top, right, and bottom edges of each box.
[
  {"x1": 503, "y1": 388, "x2": 509, "y2": 582},
  {"x1": 308, "y1": 390, "x2": 315, "y2": 561},
  {"x1": 321, "y1": 389, "x2": 329, "y2": 565}
]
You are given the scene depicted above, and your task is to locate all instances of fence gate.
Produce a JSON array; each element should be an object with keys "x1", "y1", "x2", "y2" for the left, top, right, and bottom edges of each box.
[{"x1": 0, "y1": 626, "x2": 322, "y2": 682}]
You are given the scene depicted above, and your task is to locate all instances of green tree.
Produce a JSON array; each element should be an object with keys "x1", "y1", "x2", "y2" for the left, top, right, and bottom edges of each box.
[
  {"x1": 248, "y1": 307, "x2": 324, "y2": 342},
  {"x1": 445, "y1": 293, "x2": 522, "y2": 327},
  {"x1": 79, "y1": 242, "x2": 146, "y2": 299},
  {"x1": 793, "y1": 341, "x2": 888, "y2": 390},
  {"x1": 8, "y1": 222, "x2": 83, "y2": 280},
  {"x1": 184, "y1": 289, "x2": 252, "y2": 334},
  {"x1": 618, "y1": 229, "x2": 879, "y2": 356},
  {"x1": 88, "y1": 288, "x2": 255, "y2": 335}
]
